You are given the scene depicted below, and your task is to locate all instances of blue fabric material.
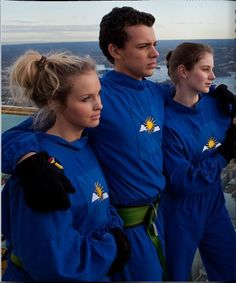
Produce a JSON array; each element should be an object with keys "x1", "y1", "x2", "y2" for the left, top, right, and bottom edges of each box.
[
  {"x1": 88, "y1": 71, "x2": 168, "y2": 280},
  {"x1": 2, "y1": 117, "x2": 38, "y2": 173},
  {"x1": 2, "y1": 133, "x2": 122, "y2": 281},
  {"x1": 89, "y1": 71, "x2": 167, "y2": 206},
  {"x1": 160, "y1": 94, "x2": 236, "y2": 281}
]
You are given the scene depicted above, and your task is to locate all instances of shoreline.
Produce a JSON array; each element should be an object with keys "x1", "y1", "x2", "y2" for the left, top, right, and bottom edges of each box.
[{"x1": 1, "y1": 105, "x2": 37, "y2": 116}]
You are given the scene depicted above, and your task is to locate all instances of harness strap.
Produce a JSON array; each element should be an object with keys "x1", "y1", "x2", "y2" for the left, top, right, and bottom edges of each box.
[
  {"x1": 145, "y1": 201, "x2": 167, "y2": 280},
  {"x1": 10, "y1": 252, "x2": 23, "y2": 269},
  {"x1": 117, "y1": 205, "x2": 149, "y2": 227},
  {"x1": 117, "y1": 199, "x2": 167, "y2": 280}
]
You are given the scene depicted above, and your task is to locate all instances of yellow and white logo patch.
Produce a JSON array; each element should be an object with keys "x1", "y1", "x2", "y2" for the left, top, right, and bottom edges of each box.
[
  {"x1": 92, "y1": 182, "x2": 109, "y2": 202},
  {"x1": 202, "y1": 137, "x2": 221, "y2": 152},
  {"x1": 139, "y1": 116, "x2": 160, "y2": 134}
]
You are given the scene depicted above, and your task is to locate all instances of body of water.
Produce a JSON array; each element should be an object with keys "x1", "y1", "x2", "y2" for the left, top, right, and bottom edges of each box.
[
  {"x1": 2, "y1": 114, "x2": 29, "y2": 133},
  {"x1": 214, "y1": 72, "x2": 236, "y2": 93}
]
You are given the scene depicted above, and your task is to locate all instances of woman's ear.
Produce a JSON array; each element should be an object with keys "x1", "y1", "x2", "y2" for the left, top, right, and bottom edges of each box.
[
  {"x1": 108, "y1": 43, "x2": 121, "y2": 60},
  {"x1": 177, "y1": 64, "x2": 188, "y2": 79},
  {"x1": 47, "y1": 98, "x2": 57, "y2": 111}
]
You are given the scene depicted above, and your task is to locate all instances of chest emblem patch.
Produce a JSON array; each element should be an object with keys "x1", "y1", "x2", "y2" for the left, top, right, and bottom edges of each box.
[
  {"x1": 92, "y1": 182, "x2": 109, "y2": 202},
  {"x1": 139, "y1": 116, "x2": 160, "y2": 133},
  {"x1": 202, "y1": 137, "x2": 221, "y2": 152}
]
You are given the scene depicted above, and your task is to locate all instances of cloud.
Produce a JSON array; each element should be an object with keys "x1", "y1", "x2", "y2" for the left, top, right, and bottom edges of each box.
[
  {"x1": 2, "y1": 25, "x2": 99, "y2": 33},
  {"x1": 2, "y1": 25, "x2": 99, "y2": 43}
]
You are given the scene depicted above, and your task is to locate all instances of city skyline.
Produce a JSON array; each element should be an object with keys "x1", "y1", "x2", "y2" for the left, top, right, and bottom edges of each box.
[{"x1": 2, "y1": 0, "x2": 235, "y2": 44}]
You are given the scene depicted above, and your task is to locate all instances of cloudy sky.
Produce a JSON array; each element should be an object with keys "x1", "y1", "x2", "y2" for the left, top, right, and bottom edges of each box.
[{"x1": 2, "y1": 0, "x2": 236, "y2": 44}]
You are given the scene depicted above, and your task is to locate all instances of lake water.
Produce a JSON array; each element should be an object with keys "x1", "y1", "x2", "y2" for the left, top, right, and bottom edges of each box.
[{"x1": 1, "y1": 114, "x2": 29, "y2": 133}]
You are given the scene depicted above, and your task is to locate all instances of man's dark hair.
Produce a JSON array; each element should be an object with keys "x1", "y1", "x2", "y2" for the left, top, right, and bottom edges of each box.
[{"x1": 99, "y1": 6, "x2": 155, "y2": 64}]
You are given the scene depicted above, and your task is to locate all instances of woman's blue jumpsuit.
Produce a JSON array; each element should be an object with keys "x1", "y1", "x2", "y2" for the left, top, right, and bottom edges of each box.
[
  {"x1": 160, "y1": 94, "x2": 236, "y2": 281},
  {"x1": 2, "y1": 133, "x2": 122, "y2": 281}
]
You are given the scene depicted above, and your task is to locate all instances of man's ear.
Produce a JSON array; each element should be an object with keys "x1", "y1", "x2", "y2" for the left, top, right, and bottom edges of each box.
[
  {"x1": 108, "y1": 43, "x2": 122, "y2": 60},
  {"x1": 177, "y1": 64, "x2": 188, "y2": 79}
]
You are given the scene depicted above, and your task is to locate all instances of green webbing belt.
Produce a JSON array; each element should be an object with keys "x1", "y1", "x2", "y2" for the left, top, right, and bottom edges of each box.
[
  {"x1": 117, "y1": 205, "x2": 150, "y2": 227},
  {"x1": 10, "y1": 252, "x2": 23, "y2": 269},
  {"x1": 117, "y1": 201, "x2": 167, "y2": 280},
  {"x1": 145, "y1": 202, "x2": 167, "y2": 280}
]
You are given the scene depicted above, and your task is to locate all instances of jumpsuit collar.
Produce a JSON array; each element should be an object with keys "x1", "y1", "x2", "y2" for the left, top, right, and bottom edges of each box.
[
  {"x1": 102, "y1": 70, "x2": 147, "y2": 91},
  {"x1": 37, "y1": 132, "x2": 88, "y2": 150}
]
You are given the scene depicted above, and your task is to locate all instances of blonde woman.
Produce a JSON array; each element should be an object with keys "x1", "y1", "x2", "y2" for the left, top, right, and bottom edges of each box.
[{"x1": 2, "y1": 51, "x2": 129, "y2": 281}]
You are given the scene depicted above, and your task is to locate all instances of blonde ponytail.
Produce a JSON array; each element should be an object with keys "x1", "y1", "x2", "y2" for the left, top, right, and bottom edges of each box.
[{"x1": 9, "y1": 50, "x2": 96, "y2": 129}]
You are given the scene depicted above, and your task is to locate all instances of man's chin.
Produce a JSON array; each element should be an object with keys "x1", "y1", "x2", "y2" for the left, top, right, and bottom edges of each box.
[{"x1": 144, "y1": 70, "x2": 154, "y2": 78}]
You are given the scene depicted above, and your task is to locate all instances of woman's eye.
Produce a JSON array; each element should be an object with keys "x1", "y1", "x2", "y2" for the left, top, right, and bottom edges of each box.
[{"x1": 82, "y1": 97, "x2": 90, "y2": 102}]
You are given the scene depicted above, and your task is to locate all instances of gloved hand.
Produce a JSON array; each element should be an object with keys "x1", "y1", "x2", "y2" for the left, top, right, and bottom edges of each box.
[
  {"x1": 210, "y1": 84, "x2": 236, "y2": 117},
  {"x1": 16, "y1": 152, "x2": 76, "y2": 212},
  {"x1": 107, "y1": 228, "x2": 131, "y2": 276},
  {"x1": 218, "y1": 124, "x2": 236, "y2": 163}
]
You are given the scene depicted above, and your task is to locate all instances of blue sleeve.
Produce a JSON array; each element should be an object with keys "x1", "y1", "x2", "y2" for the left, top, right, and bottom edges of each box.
[
  {"x1": 159, "y1": 82, "x2": 175, "y2": 105},
  {"x1": 2, "y1": 117, "x2": 39, "y2": 173},
  {"x1": 108, "y1": 205, "x2": 124, "y2": 230},
  {"x1": 9, "y1": 178, "x2": 117, "y2": 281},
  {"x1": 163, "y1": 127, "x2": 227, "y2": 195}
]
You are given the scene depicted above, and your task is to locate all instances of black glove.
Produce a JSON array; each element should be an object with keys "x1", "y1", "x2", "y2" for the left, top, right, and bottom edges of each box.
[
  {"x1": 16, "y1": 152, "x2": 76, "y2": 212},
  {"x1": 107, "y1": 228, "x2": 131, "y2": 276},
  {"x1": 211, "y1": 84, "x2": 236, "y2": 117},
  {"x1": 218, "y1": 124, "x2": 236, "y2": 163}
]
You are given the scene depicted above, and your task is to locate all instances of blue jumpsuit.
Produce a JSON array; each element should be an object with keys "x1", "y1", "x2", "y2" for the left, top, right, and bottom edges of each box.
[
  {"x1": 89, "y1": 71, "x2": 167, "y2": 280},
  {"x1": 2, "y1": 71, "x2": 169, "y2": 281},
  {"x1": 160, "y1": 94, "x2": 236, "y2": 281},
  {"x1": 2, "y1": 132, "x2": 122, "y2": 281}
]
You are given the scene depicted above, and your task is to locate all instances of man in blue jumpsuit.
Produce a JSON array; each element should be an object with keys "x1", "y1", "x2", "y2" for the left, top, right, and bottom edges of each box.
[{"x1": 2, "y1": 6, "x2": 236, "y2": 281}]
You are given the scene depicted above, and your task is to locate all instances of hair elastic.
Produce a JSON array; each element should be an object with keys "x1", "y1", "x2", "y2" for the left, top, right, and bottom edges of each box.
[{"x1": 36, "y1": 55, "x2": 47, "y2": 69}]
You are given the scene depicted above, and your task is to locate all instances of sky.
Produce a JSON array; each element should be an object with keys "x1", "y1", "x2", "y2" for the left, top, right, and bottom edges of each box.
[{"x1": 1, "y1": 0, "x2": 236, "y2": 44}]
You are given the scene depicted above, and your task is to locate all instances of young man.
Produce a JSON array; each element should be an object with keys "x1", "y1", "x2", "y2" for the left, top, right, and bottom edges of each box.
[
  {"x1": 89, "y1": 7, "x2": 168, "y2": 280},
  {"x1": 2, "y1": 6, "x2": 235, "y2": 281}
]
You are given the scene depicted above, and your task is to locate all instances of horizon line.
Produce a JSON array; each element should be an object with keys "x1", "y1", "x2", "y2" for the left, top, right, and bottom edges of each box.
[{"x1": 2, "y1": 38, "x2": 235, "y2": 46}]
